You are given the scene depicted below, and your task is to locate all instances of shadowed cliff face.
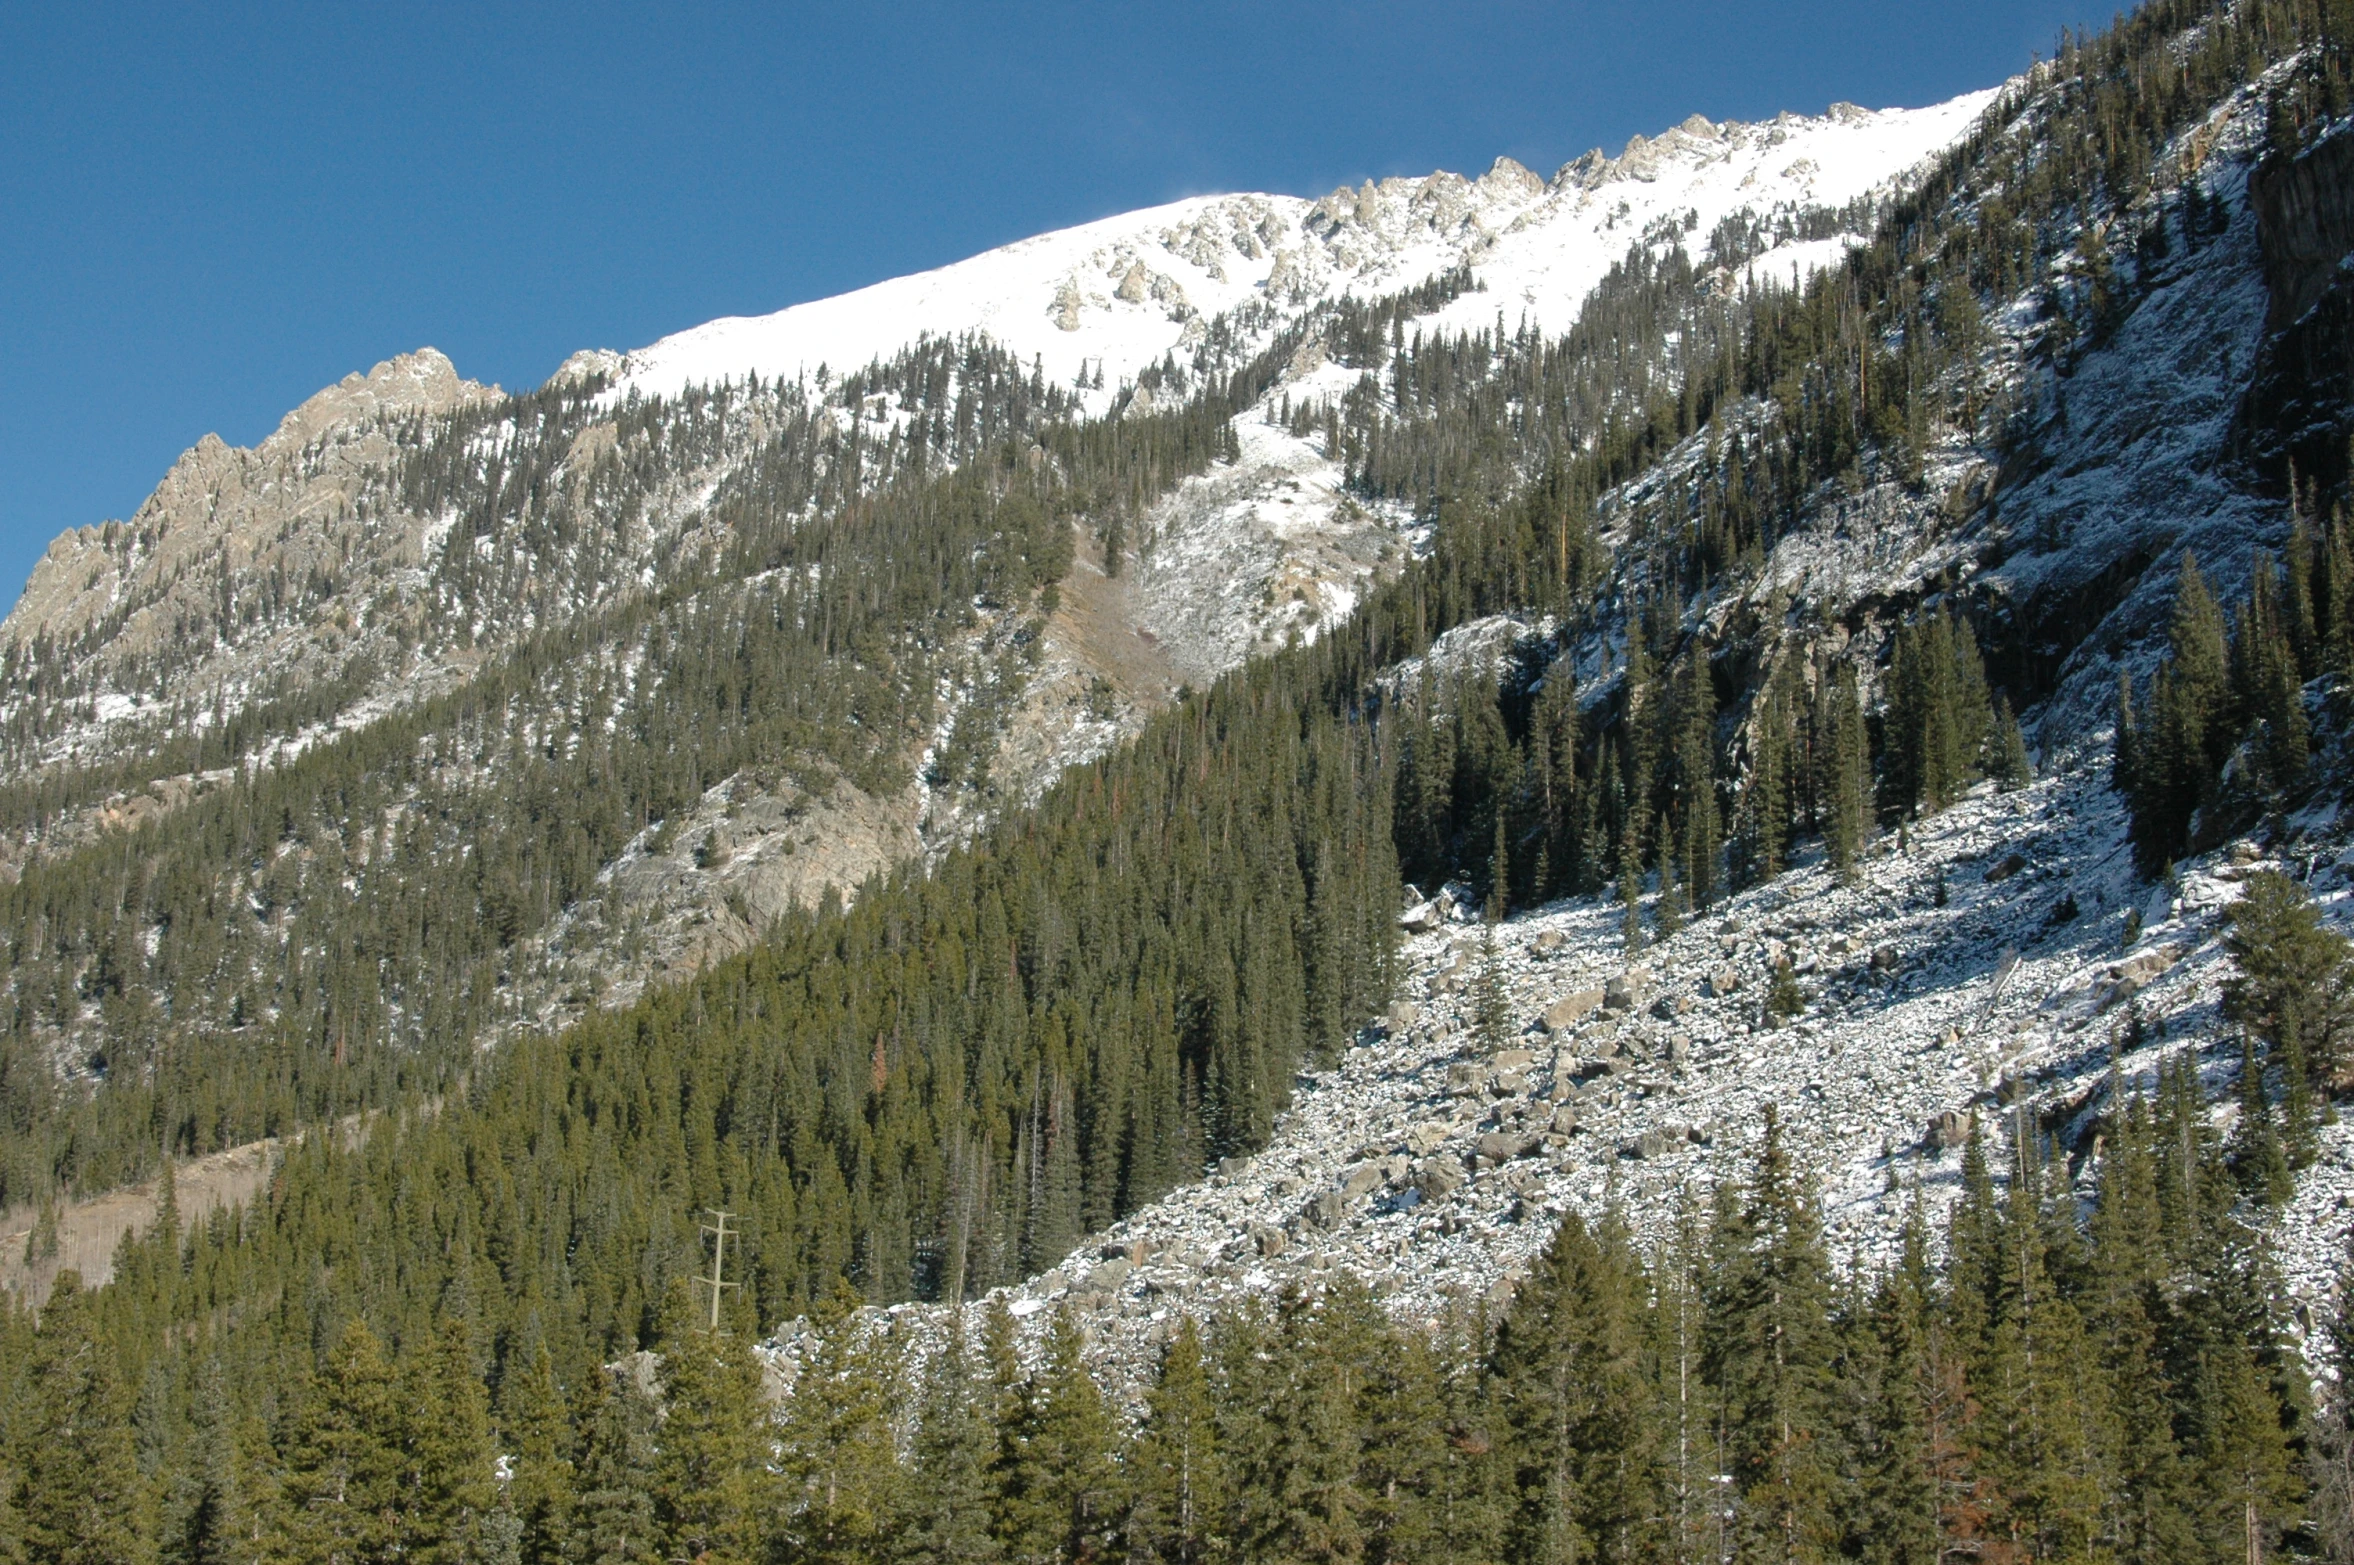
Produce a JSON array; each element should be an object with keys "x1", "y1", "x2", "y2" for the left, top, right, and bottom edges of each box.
[
  {"x1": 2237, "y1": 124, "x2": 2354, "y2": 496},
  {"x1": 2253, "y1": 122, "x2": 2354, "y2": 330}
]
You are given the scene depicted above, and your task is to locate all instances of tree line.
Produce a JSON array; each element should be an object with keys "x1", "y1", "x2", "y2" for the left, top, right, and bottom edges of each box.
[{"x1": 8, "y1": 1068, "x2": 2345, "y2": 1564}]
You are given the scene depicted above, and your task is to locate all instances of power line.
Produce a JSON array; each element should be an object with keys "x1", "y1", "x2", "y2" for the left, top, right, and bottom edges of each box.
[{"x1": 694, "y1": 1209, "x2": 741, "y2": 1333}]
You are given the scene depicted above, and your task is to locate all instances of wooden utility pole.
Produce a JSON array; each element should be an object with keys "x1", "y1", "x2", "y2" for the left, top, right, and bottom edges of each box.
[{"x1": 695, "y1": 1209, "x2": 740, "y2": 1333}]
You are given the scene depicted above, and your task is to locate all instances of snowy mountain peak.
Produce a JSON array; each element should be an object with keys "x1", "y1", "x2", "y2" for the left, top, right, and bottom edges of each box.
[{"x1": 609, "y1": 90, "x2": 2003, "y2": 411}]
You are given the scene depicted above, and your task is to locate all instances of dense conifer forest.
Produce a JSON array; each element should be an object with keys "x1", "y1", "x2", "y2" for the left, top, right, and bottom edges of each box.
[
  {"x1": 4, "y1": 0, "x2": 2354, "y2": 1558},
  {"x1": 5, "y1": 1067, "x2": 2348, "y2": 1561}
]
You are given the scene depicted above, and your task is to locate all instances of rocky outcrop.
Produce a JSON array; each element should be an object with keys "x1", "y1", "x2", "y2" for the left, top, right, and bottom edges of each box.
[
  {"x1": 551, "y1": 347, "x2": 625, "y2": 385},
  {"x1": 2252, "y1": 125, "x2": 2354, "y2": 330},
  {"x1": 0, "y1": 349, "x2": 503, "y2": 780},
  {"x1": 2235, "y1": 124, "x2": 2354, "y2": 500}
]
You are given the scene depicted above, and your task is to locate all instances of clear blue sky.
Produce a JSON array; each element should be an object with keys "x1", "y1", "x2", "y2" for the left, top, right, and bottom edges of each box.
[{"x1": 0, "y1": 1, "x2": 2094, "y2": 599}]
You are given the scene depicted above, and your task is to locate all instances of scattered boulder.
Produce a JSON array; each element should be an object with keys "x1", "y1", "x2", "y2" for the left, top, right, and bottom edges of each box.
[
  {"x1": 1706, "y1": 965, "x2": 1740, "y2": 997},
  {"x1": 1414, "y1": 1158, "x2": 1466, "y2": 1200},
  {"x1": 1529, "y1": 928, "x2": 1568, "y2": 957},
  {"x1": 1399, "y1": 900, "x2": 1444, "y2": 932},
  {"x1": 1621, "y1": 1128, "x2": 1678, "y2": 1160},
  {"x1": 1547, "y1": 1105, "x2": 1581, "y2": 1136},
  {"x1": 1384, "y1": 999, "x2": 1420, "y2": 1032},
  {"x1": 1303, "y1": 1190, "x2": 1346, "y2": 1228},
  {"x1": 1340, "y1": 1161, "x2": 1389, "y2": 1200},
  {"x1": 1604, "y1": 967, "x2": 1649, "y2": 1011},
  {"x1": 1984, "y1": 852, "x2": 2028, "y2": 883},
  {"x1": 1871, "y1": 944, "x2": 1901, "y2": 971},
  {"x1": 1403, "y1": 1121, "x2": 1449, "y2": 1155},
  {"x1": 1445, "y1": 1061, "x2": 1485, "y2": 1095},
  {"x1": 1624, "y1": 1124, "x2": 1702, "y2": 1159},
  {"x1": 1540, "y1": 988, "x2": 1606, "y2": 1032},
  {"x1": 1491, "y1": 1047, "x2": 1537, "y2": 1070},
  {"x1": 2092, "y1": 944, "x2": 2185, "y2": 1010},
  {"x1": 1248, "y1": 1222, "x2": 1287, "y2": 1258},
  {"x1": 1475, "y1": 1130, "x2": 1534, "y2": 1162},
  {"x1": 1926, "y1": 1109, "x2": 1971, "y2": 1150},
  {"x1": 2110, "y1": 944, "x2": 2184, "y2": 986},
  {"x1": 1083, "y1": 1257, "x2": 1133, "y2": 1292}
]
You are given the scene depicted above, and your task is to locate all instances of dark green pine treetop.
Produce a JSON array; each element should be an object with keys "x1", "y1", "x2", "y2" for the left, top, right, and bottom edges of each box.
[
  {"x1": 1709, "y1": 1107, "x2": 1839, "y2": 1560},
  {"x1": 1127, "y1": 1317, "x2": 1227, "y2": 1565},
  {"x1": 1489, "y1": 1207, "x2": 1662, "y2": 1564},
  {"x1": 565, "y1": 1371, "x2": 661, "y2": 1565},
  {"x1": 12, "y1": 1273, "x2": 154, "y2": 1565},
  {"x1": 906, "y1": 1312, "x2": 1001, "y2": 1565}
]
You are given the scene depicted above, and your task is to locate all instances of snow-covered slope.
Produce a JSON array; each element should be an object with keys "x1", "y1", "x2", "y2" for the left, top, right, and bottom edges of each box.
[
  {"x1": 615, "y1": 92, "x2": 1999, "y2": 407},
  {"x1": 814, "y1": 73, "x2": 2354, "y2": 1389}
]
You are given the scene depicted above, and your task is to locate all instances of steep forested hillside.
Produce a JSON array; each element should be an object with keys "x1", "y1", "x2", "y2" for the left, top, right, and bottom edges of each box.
[{"x1": 6, "y1": 0, "x2": 2354, "y2": 1558}]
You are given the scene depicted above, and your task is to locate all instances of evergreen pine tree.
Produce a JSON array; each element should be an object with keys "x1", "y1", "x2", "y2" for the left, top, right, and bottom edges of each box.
[
  {"x1": 1490, "y1": 1206, "x2": 1663, "y2": 1563},
  {"x1": 281, "y1": 1318, "x2": 405, "y2": 1565},
  {"x1": 1986, "y1": 697, "x2": 2032, "y2": 790},
  {"x1": 1821, "y1": 664, "x2": 1870, "y2": 884},
  {"x1": 1618, "y1": 829, "x2": 1645, "y2": 955},
  {"x1": 778, "y1": 1280, "x2": 908, "y2": 1565},
  {"x1": 401, "y1": 1316, "x2": 498, "y2": 1565},
  {"x1": 2128, "y1": 553, "x2": 2233, "y2": 872},
  {"x1": 2186, "y1": 1251, "x2": 2306, "y2": 1563},
  {"x1": 1241, "y1": 1283, "x2": 1377, "y2": 1565},
  {"x1": 906, "y1": 1312, "x2": 998, "y2": 1565},
  {"x1": 159, "y1": 1358, "x2": 248, "y2": 1565},
  {"x1": 565, "y1": 1372, "x2": 660, "y2": 1565},
  {"x1": 2311, "y1": 1227, "x2": 2354, "y2": 1559},
  {"x1": 497, "y1": 1339, "x2": 576, "y2": 1565},
  {"x1": 1843, "y1": 1207, "x2": 1938, "y2": 1565},
  {"x1": 2083, "y1": 1090, "x2": 2197, "y2": 1558},
  {"x1": 2326, "y1": 517, "x2": 2354, "y2": 679},
  {"x1": 1765, "y1": 962, "x2": 1805, "y2": 1029},
  {"x1": 2287, "y1": 511, "x2": 2319, "y2": 676},
  {"x1": 2224, "y1": 868, "x2": 2352, "y2": 1091},
  {"x1": 1487, "y1": 807, "x2": 1509, "y2": 924},
  {"x1": 1127, "y1": 1318, "x2": 1226, "y2": 1565},
  {"x1": 1744, "y1": 666, "x2": 1795, "y2": 884},
  {"x1": 11, "y1": 1273, "x2": 154, "y2": 1565},
  {"x1": 1472, "y1": 923, "x2": 1511, "y2": 1056},
  {"x1": 2113, "y1": 670, "x2": 2138, "y2": 799},
  {"x1": 649, "y1": 1281, "x2": 771, "y2": 1565},
  {"x1": 990, "y1": 1309, "x2": 1119, "y2": 1565},
  {"x1": 1709, "y1": 1107, "x2": 1839, "y2": 1561},
  {"x1": 2230, "y1": 1033, "x2": 2296, "y2": 1206}
]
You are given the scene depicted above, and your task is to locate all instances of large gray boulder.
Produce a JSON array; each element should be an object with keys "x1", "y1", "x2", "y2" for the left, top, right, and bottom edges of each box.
[{"x1": 1539, "y1": 988, "x2": 1605, "y2": 1032}]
